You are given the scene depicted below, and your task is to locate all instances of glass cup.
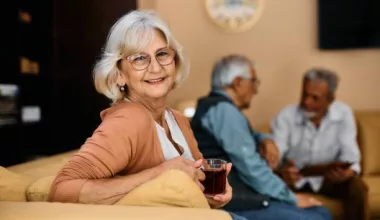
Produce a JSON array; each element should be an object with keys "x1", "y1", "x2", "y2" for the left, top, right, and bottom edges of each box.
[{"x1": 200, "y1": 159, "x2": 227, "y2": 198}]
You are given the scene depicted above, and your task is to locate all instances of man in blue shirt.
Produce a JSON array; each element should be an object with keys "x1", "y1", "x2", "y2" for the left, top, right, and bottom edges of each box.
[{"x1": 191, "y1": 55, "x2": 331, "y2": 220}]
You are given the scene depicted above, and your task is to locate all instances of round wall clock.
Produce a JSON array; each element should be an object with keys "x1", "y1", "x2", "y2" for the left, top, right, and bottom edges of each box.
[{"x1": 205, "y1": 0, "x2": 264, "y2": 33}]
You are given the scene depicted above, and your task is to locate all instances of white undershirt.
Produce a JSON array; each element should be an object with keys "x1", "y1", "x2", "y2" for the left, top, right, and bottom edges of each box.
[
  {"x1": 156, "y1": 110, "x2": 194, "y2": 161},
  {"x1": 123, "y1": 98, "x2": 194, "y2": 161}
]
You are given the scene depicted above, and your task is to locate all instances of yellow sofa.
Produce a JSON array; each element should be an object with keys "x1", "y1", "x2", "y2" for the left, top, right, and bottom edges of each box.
[{"x1": 0, "y1": 151, "x2": 232, "y2": 220}]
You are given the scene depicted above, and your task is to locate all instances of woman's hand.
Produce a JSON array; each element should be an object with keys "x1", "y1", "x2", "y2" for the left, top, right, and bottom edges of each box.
[
  {"x1": 207, "y1": 163, "x2": 233, "y2": 209},
  {"x1": 160, "y1": 157, "x2": 206, "y2": 190}
]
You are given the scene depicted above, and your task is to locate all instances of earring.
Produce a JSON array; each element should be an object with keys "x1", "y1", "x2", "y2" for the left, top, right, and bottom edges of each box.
[{"x1": 119, "y1": 86, "x2": 125, "y2": 91}]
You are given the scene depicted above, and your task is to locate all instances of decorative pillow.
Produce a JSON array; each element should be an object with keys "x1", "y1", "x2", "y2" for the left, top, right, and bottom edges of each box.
[
  {"x1": 0, "y1": 166, "x2": 35, "y2": 201},
  {"x1": 26, "y1": 175, "x2": 55, "y2": 201},
  {"x1": 116, "y1": 169, "x2": 210, "y2": 209}
]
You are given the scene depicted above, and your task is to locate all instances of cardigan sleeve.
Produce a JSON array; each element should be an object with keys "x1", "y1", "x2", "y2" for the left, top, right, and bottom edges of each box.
[{"x1": 49, "y1": 104, "x2": 152, "y2": 203}]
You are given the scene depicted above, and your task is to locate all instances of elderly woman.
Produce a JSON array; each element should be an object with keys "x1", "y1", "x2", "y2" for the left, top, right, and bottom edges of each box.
[{"x1": 48, "y1": 9, "x2": 234, "y2": 213}]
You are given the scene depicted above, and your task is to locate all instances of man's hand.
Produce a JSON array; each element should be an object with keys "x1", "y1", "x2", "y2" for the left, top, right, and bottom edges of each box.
[
  {"x1": 259, "y1": 139, "x2": 280, "y2": 169},
  {"x1": 207, "y1": 163, "x2": 233, "y2": 209},
  {"x1": 296, "y1": 193, "x2": 322, "y2": 208},
  {"x1": 325, "y1": 167, "x2": 355, "y2": 183},
  {"x1": 277, "y1": 159, "x2": 302, "y2": 187}
]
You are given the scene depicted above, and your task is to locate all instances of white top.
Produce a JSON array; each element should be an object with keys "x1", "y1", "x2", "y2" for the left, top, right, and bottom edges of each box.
[
  {"x1": 155, "y1": 110, "x2": 195, "y2": 161},
  {"x1": 271, "y1": 101, "x2": 361, "y2": 192},
  {"x1": 123, "y1": 98, "x2": 194, "y2": 161}
]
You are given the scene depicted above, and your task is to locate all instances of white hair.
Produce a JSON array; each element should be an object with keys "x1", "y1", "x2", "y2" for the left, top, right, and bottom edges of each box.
[
  {"x1": 211, "y1": 55, "x2": 254, "y2": 89},
  {"x1": 93, "y1": 9, "x2": 189, "y2": 102}
]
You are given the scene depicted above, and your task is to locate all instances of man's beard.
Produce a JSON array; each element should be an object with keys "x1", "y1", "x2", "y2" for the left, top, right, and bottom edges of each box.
[{"x1": 302, "y1": 110, "x2": 318, "y2": 119}]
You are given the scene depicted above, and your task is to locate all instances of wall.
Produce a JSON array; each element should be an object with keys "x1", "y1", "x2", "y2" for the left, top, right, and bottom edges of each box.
[{"x1": 138, "y1": 0, "x2": 380, "y2": 126}]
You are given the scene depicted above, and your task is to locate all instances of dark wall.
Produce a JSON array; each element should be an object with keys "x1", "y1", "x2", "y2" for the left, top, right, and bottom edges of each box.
[
  {"x1": 49, "y1": 1, "x2": 137, "y2": 154},
  {"x1": 0, "y1": 0, "x2": 137, "y2": 166}
]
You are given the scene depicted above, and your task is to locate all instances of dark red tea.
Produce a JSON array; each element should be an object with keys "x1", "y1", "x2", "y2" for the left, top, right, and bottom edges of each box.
[{"x1": 201, "y1": 169, "x2": 227, "y2": 196}]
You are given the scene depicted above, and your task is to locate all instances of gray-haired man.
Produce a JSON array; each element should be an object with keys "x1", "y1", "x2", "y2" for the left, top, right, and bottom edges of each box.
[{"x1": 272, "y1": 68, "x2": 369, "y2": 220}]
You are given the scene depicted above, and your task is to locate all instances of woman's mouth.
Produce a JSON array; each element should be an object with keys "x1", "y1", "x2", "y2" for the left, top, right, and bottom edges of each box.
[{"x1": 145, "y1": 77, "x2": 166, "y2": 84}]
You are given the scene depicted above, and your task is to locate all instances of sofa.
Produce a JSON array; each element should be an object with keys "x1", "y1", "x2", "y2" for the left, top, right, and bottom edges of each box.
[
  {"x1": 1, "y1": 109, "x2": 379, "y2": 220},
  {"x1": 177, "y1": 101, "x2": 380, "y2": 220},
  {"x1": 0, "y1": 150, "x2": 232, "y2": 220}
]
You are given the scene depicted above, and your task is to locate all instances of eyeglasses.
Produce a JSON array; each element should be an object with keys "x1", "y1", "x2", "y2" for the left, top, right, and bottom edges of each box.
[
  {"x1": 125, "y1": 48, "x2": 176, "y2": 71},
  {"x1": 250, "y1": 78, "x2": 260, "y2": 87}
]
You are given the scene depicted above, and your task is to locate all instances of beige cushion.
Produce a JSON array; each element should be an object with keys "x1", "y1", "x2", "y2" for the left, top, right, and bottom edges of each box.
[
  {"x1": 116, "y1": 169, "x2": 210, "y2": 208},
  {"x1": 363, "y1": 176, "x2": 380, "y2": 218},
  {"x1": 356, "y1": 112, "x2": 380, "y2": 175},
  {"x1": 309, "y1": 193, "x2": 343, "y2": 220},
  {"x1": 23, "y1": 169, "x2": 210, "y2": 209},
  {"x1": 6, "y1": 150, "x2": 77, "y2": 177},
  {"x1": 26, "y1": 176, "x2": 55, "y2": 202},
  {"x1": 0, "y1": 167, "x2": 35, "y2": 201},
  {"x1": 0, "y1": 201, "x2": 232, "y2": 220}
]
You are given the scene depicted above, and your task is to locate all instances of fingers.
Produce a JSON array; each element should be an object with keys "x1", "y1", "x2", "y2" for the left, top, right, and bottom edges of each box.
[
  {"x1": 334, "y1": 168, "x2": 345, "y2": 176},
  {"x1": 226, "y1": 163, "x2": 232, "y2": 175},
  {"x1": 308, "y1": 197, "x2": 322, "y2": 206},
  {"x1": 195, "y1": 180, "x2": 205, "y2": 192},
  {"x1": 287, "y1": 167, "x2": 300, "y2": 173},
  {"x1": 212, "y1": 182, "x2": 232, "y2": 203},
  {"x1": 195, "y1": 168, "x2": 205, "y2": 181},
  {"x1": 193, "y1": 159, "x2": 203, "y2": 168}
]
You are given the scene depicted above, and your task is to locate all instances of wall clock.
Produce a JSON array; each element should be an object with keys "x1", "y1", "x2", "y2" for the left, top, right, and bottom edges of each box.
[{"x1": 205, "y1": 0, "x2": 264, "y2": 33}]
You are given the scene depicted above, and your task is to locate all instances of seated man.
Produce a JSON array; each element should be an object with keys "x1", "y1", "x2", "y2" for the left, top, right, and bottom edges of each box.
[
  {"x1": 191, "y1": 55, "x2": 331, "y2": 220},
  {"x1": 271, "y1": 68, "x2": 369, "y2": 220}
]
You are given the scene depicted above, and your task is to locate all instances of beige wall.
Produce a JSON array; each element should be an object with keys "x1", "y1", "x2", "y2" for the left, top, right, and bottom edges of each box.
[{"x1": 138, "y1": 0, "x2": 380, "y2": 126}]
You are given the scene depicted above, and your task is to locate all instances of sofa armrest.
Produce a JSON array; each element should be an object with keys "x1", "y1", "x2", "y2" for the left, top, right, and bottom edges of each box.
[{"x1": 0, "y1": 202, "x2": 232, "y2": 220}]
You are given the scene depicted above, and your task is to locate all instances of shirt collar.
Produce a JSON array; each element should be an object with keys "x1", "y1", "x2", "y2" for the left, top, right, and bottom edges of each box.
[
  {"x1": 211, "y1": 89, "x2": 233, "y2": 101},
  {"x1": 295, "y1": 101, "x2": 343, "y2": 125}
]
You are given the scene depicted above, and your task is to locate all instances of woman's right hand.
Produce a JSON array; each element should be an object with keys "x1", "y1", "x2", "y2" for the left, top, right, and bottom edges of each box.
[
  {"x1": 160, "y1": 157, "x2": 206, "y2": 191},
  {"x1": 296, "y1": 193, "x2": 322, "y2": 208}
]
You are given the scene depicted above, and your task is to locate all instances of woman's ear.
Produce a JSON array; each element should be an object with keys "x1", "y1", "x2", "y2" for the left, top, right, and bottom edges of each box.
[{"x1": 116, "y1": 70, "x2": 126, "y2": 87}]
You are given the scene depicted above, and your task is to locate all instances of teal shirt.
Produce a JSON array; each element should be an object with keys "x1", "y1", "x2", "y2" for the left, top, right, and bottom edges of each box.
[{"x1": 199, "y1": 90, "x2": 297, "y2": 205}]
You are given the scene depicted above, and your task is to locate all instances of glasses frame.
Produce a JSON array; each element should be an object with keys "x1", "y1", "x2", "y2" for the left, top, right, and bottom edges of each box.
[{"x1": 125, "y1": 48, "x2": 177, "y2": 71}]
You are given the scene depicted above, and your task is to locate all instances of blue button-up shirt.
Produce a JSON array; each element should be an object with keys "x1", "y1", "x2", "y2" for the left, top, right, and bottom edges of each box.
[
  {"x1": 199, "y1": 90, "x2": 297, "y2": 205},
  {"x1": 271, "y1": 101, "x2": 361, "y2": 192}
]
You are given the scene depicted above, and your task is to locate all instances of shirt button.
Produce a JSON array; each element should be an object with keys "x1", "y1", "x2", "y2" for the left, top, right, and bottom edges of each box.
[{"x1": 262, "y1": 200, "x2": 269, "y2": 207}]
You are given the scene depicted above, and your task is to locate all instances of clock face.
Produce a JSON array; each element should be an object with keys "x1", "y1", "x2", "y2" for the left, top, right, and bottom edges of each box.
[{"x1": 205, "y1": 0, "x2": 264, "y2": 33}]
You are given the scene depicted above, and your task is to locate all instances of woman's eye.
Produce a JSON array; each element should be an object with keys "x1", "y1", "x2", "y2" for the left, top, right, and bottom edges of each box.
[
  {"x1": 156, "y1": 51, "x2": 168, "y2": 57},
  {"x1": 133, "y1": 56, "x2": 146, "y2": 61}
]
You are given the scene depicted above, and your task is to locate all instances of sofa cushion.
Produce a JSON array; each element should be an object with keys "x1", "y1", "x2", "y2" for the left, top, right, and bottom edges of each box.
[
  {"x1": 26, "y1": 176, "x2": 55, "y2": 202},
  {"x1": 0, "y1": 201, "x2": 232, "y2": 220},
  {"x1": 356, "y1": 112, "x2": 380, "y2": 175},
  {"x1": 0, "y1": 167, "x2": 35, "y2": 202},
  {"x1": 116, "y1": 169, "x2": 210, "y2": 208},
  {"x1": 310, "y1": 194, "x2": 343, "y2": 220},
  {"x1": 23, "y1": 169, "x2": 210, "y2": 208},
  {"x1": 363, "y1": 176, "x2": 380, "y2": 217},
  {"x1": 6, "y1": 150, "x2": 76, "y2": 178}
]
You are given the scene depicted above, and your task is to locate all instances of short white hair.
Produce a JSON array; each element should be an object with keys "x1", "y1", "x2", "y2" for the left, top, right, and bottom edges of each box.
[
  {"x1": 93, "y1": 9, "x2": 189, "y2": 102},
  {"x1": 211, "y1": 55, "x2": 254, "y2": 89}
]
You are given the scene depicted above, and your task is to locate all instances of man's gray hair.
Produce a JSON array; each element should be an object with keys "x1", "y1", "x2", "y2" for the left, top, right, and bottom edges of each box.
[
  {"x1": 211, "y1": 55, "x2": 254, "y2": 89},
  {"x1": 303, "y1": 68, "x2": 340, "y2": 100}
]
